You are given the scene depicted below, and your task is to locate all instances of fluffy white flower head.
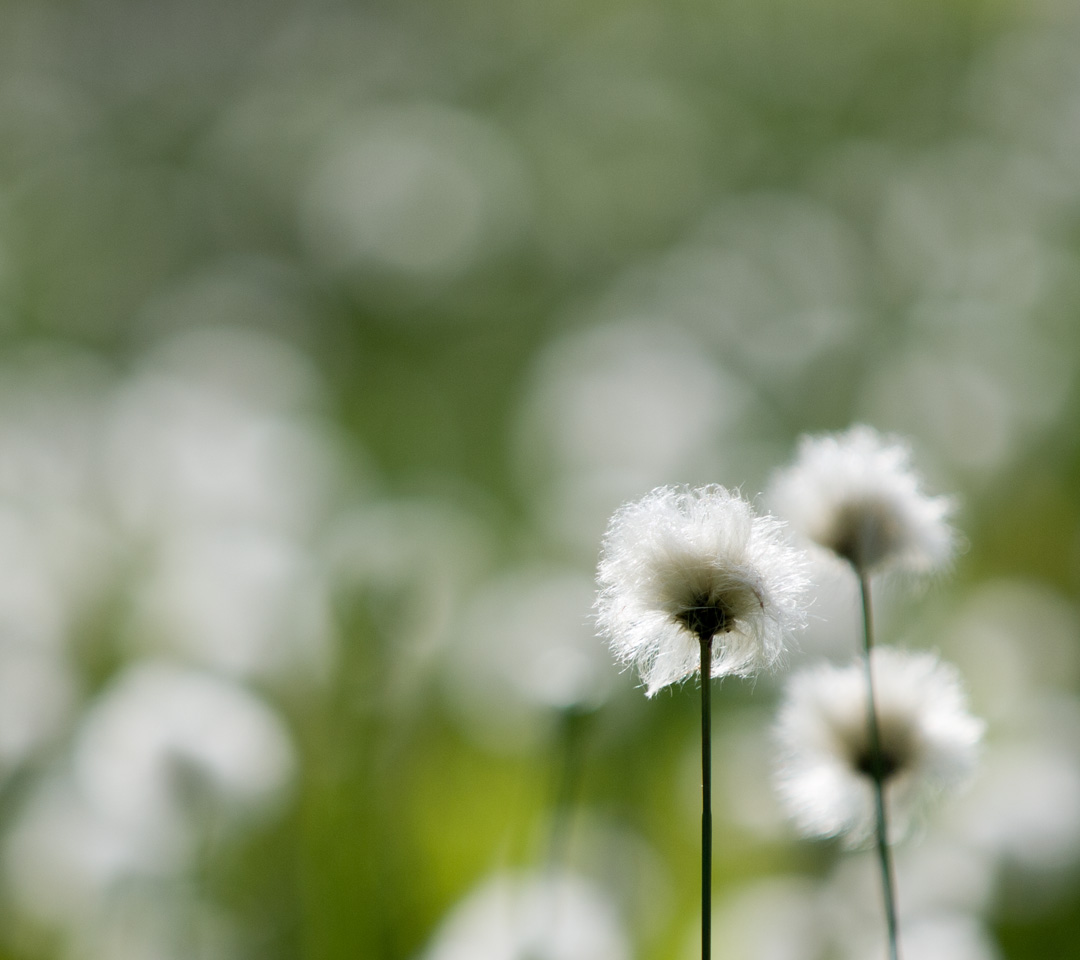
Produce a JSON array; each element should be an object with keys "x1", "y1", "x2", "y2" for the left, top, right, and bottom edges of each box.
[
  {"x1": 774, "y1": 647, "x2": 984, "y2": 845},
  {"x1": 596, "y1": 484, "x2": 808, "y2": 696},
  {"x1": 768, "y1": 425, "x2": 955, "y2": 574}
]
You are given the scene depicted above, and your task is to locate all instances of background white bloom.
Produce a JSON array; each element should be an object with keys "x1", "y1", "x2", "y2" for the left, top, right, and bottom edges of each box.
[
  {"x1": 596, "y1": 484, "x2": 808, "y2": 696},
  {"x1": 2, "y1": 662, "x2": 295, "y2": 946},
  {"x1": 72, "y1": 663, "x2": 295, "y2": 839},
  {"x1": 443, "y1": 566, "x2": 619, "y2": 751},
  {"x1": 774, "y1": 647, "x2": 983, "y2": 844},
  {"x1": 706, "y1": 844, "x2": 1003, "y2": 960},
  {"x1": 109, "y1": 327, "x2": 342, "y2": 681},
  {"x1": 768, "y1": 425, "x2": 954, "y2": 574},
  {"x1": 420, "y1": 869, "x2": 631, "y2": 960}
]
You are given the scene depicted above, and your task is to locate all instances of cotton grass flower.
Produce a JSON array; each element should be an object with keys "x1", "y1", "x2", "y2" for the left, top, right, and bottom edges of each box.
[
  {"x1": 774, "y1": 647, "x2": 984, "y2": 846},
  {"x1": 768, "y1": 425, "x2": 954, "y2": 575},
  {"x1": 596, "y1": 484, "x2": 808, "y2": 696},
  {"x1": 597, "y1": 484, "x2": 808, "y2": 960}
]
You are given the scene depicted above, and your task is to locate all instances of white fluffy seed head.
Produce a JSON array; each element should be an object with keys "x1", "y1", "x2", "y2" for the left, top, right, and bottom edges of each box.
[
  {"x1": 774, "y1": 647, "x2": 984, "y2": 845},
  {"x1": 595, "y1": 484, "x2": 809, "y2": 696},
  {"x1": 768, "y1": 425, "x2": 955, "y2": 575}
]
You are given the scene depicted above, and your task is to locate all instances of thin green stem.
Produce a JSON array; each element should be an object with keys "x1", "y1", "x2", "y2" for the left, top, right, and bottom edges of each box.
[
  {"x1": 545, "y1": 706, "x2": 586, "y2": 870},
  {"x1": 858, "y1": 573, "x2": 901, "y2": 960},
  {"x1": 700, "y1": 633, "x2": 713, "y2": 960}
]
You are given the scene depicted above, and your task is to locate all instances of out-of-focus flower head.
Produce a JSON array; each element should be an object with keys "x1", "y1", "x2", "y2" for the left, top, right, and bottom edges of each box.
[
  {"x1": 819, "y1": 843, "x2": 1001, "y2": 960},
  {"x1": 774, "y1": 647, "x2": 983, "y2": 845},
  {"x1": 421, "y1": 868, "x2": 630, "y2": 960},
  {"x1": 0, "y1": 636, "x2": 75, "y2": 777},
  {"x1": 596, "y1": 484, "x2": 808, "y2": 696},
  {"x1": 72, "y1": 661, "x2": 295, "y2": 846},
  {"x1": 768, "y1": 425, "x2": 954, "y2": 575},
  {"x1": 443, "y1": 566, "x2": 618, "y2": 751},
  {"x1": 108, "y1": 327, "x2": 345, "y2": 681},
  {"x1": 709, "y1": 852, "x2": 1002, "y2": 960},
  {"x1": 3, "y1": 775, "x2": 164, "y2": 929},
  {"x1": 2, "y1": 662, "x2": 295, "y2": 946}
]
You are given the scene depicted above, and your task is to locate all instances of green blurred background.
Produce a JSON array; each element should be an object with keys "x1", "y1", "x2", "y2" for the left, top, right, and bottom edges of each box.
[{"x1": 0, "y1": 0, "x2": 1078, "y2": 957}]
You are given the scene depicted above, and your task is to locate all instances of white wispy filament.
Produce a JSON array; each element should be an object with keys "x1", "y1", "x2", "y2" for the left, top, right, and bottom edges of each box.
[
  {"x1": 774, "y1": 647, "x2": 984, "y2": 845},
  {"x1": 596, "y1": 484, "x2": 808, "y2": 696},
  {"x1": 768, "y1": 425, "x2": 954, "y2": 575}
]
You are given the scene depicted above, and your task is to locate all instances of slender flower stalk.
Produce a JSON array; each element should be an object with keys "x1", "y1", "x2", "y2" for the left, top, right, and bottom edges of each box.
[
  {"x1": 596, "y1": 484, "x2": 808, "y2": 960},
  {"x1": 859, "y1": 574, "x2": 900, "y2": 960},
  {"x1": 699, "y1": 634, "x2": 712, "y2": 960}
]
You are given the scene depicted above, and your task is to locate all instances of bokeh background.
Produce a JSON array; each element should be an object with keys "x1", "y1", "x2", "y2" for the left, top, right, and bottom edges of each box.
[{"x1": 0, "y1": 0, "x2": 1078, "y2": 957}]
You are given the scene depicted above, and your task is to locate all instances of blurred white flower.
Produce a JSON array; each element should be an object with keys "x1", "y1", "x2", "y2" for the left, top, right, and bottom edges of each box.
[
  {"x1": 824, "y1": 847, "x2": 1001, "y2": 960},
  {"x1": 893, "y1": 912, "x2": 1003, "y2": 960},
  {"x1": 774, "y1": 647, "x2": 983, "y2": 844},
  {"x1": 937, "y1": 582, "x2": 1080, "y2": 906},
  {"x1": 124, "y1": 526, "x2": 334, "y2": 679},
  {"x1": 953, "y1": 737, "x2": 1080, "y2": 882},
  {"x1": 107, "y1": 327, "x2": 339, "y2": 539},
  {"x1": 72, "y1": 662, "x2": 295, "y2": 847},
  {"x1": 889, "y1": 834, "x2": 997, "y2": 918},
  {"x1": 3, "y1": 663, "x2": 294, "y2": 944},
  {"x1": 4, "y1": 777, "x2": 240, "y2": 957},
  {"x1": 768, "y1": 425, "x2": 954, "y2": 575},
  {"x1": 708, "y1": 852, "x2": 1001, "y2": 960},
  {"x1": 708, "y1": 875, "x2": 827, "y2": 960},
  {"x1": 108, "y1": 328, "x2": 344, "y2": 680},
  {"x1": 301, "y1": 103, "x2": 530, "y2": 280},
  {"x1": 0, "y1": 635, "x2": 75, "y2": 775},
  {"x1": 75, "y1": 884, "x2": 239, "y2": 960},
  {"x1": 443, "y1": 567, "x2": 617, "y2": 750},
  {"x1": 675, "y1": 193, "x2": 866, "y2": 378},
  {"x1": 596, "y1": 485, "x2": 808, "y2": 696},
  {"x1": 3, "y1": 776, "x2": 165, "y2": 928},
  {"x1": 326, "y1": 497, "x2": 494, "y2": 711},
  {"x1": 941, "y1": 578, "x2": 1080, "y2": 721},
  {"x1": 421, "y1": 869, "x2": 630, "y2": 960},
  {"x1": 0, "y1": 345, "x2": 120, "y2": 619},
  {"x1": 513, "y1": 320, "x2": 753, "y2": 557}
]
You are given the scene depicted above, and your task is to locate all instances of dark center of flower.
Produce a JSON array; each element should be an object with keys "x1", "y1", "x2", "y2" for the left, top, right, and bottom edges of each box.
[
  {"x1": 853, "y1": 744, "x2": 904, "y2": 782},
  {"x1": 828, "y1": 500, "x2": 903, "y2": 572},
  {"x1": 676, "y1": 595, "x2": 734, "y2": 641}
]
